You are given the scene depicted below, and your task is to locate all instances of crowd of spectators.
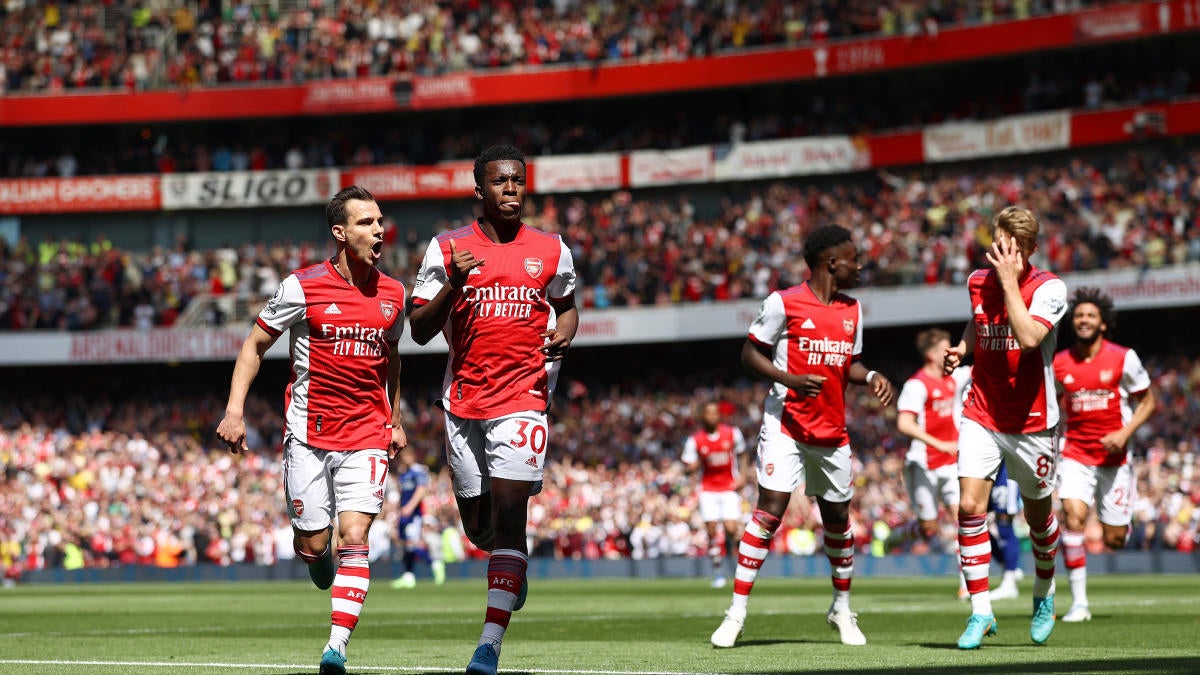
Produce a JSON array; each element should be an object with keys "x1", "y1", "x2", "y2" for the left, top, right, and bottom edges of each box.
[
  {"x1": 1, "y1": 0, "x2": 1108, "y2": 95},
  {"x1": 4, "y1": 35, "x2": 1192, "y2": 178},
  {"x1": 2, "y1": 143, "x2": 1196, "y2": 330},
  {"x1": 2, "y1": 349, "x2": 1198, "y2": 581}
]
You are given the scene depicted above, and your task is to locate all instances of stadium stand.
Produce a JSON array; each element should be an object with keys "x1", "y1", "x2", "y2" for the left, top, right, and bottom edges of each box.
[
  {"x1": 2, "y1": 0, "x2": 1107, "y2": 94},
  {"x1": 1, "y1": 142, "x2": 1197, "y2": 330},
  {"x1": 3, "y1": 34, "x2": 1196, "y2": 176},
  {"x1": 1, "y1": 349, "x2": 1197, "y2": 576}
]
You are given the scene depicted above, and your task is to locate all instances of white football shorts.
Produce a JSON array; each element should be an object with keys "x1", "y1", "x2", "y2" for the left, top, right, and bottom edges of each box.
[
  {"x1": 698, "y1": 490, "x2": 743, "y2": 522},
  {"x1": 904, "y1": 462, "x2": 960, "y2": 522},
  {"x1": 283, "y1": 434, "x2": 388, "y2": 532},
  {"x1": 755, "y1": 410, "x2": 853, "y2": 502},
  {"x1": 1057, "y1": 457, "x2": 1136, "y2": 527},
  {"x1": 444, "y1": 410, "x2": 547, "y2": 498},
  {"x1": 957, "y1": 418, "x2": 1057, "y2": 500}
]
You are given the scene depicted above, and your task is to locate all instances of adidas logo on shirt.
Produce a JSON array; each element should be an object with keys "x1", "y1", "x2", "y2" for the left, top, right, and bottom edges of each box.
[
  {"x1": 324, "y1": 303, "x2": 342, "y2": 315},
  {"x1": 973, "y1": 304, "x2": 984, "y2": 314},
  {"x1": 1063, "y1": 374, "x2": 1075, "y2": 384},
  {"x1": 800, "y1": 318, "x2": 816, "y2": 329}
]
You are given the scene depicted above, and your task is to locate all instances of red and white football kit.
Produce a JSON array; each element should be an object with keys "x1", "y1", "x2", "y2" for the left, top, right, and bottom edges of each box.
[
  {"x1": 747, "y1": 282, "x2": 862, "y2": 502},
  {"x1": 682, "y1": 424, "x2": 747, "y2": 522},
  {"x1": 898, "y1": 367, "x2": 971, "y2": 520},
  {"x1": 957, "y1": 265, "x2": 1067, "y2": 500},
  {"x1": 413, "y1": 220, "x2": 576, "y2": 496},
  {"x1": 1053, "y1": 340, "x2": 1150, "y2": 525},
  {"x1": 256, "y1": 260, "x2": 406, "y2": 529}
]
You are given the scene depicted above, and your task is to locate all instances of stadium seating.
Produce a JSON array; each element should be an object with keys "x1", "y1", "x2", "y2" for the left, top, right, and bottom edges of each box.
[
  {"x1": 1, "y1": 358, "x2": 1196, "y2": 576},
  {"x1": 1, "y1": 0, "x2": 1088, "y2": 94},
  {"x1": 1, "y1": 144, "x2": 1195, "y2": 330}
]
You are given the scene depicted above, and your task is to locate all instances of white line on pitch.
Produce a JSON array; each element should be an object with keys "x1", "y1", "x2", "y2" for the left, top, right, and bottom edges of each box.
[{"x1": 0, "y1": 660, "x2": 730, "y2": 675}]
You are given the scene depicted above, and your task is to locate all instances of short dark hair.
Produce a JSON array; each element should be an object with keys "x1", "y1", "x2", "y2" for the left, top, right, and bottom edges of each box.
[
  {"x1": 803, "y1": 224, "x2": 854, "y2": 269},
  {"x1": 327, "y1": 185, "x2": 375, "y2": 228},
  {"x1": 474, "y1": 145, "x2": 526, "y2": 187},
  {"x1": 1070, "y1": 286, "x2": 1116, "y2": 333},
  {"x1": 915, "y1": 328, "x2": 951, "y2": 355}
]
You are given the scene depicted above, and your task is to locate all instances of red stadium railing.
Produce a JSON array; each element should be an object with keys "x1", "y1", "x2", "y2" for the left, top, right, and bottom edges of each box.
[{"x1": 1, "y1": 1, "x2": 1197, "y2": 126}]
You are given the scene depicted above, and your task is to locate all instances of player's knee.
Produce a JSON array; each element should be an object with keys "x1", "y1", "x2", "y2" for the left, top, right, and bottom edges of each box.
[
  {"x1": 959, "y1": 497, "x2": 987, "y2": 515},
  {"x1": 464, "y1": 524, "x2": 495, "y2": 551},
  {"x1": 1062, "y1": 510, "x2": 1087, "y2": 532},
  {"x1": 294, "y1": 541, "x2": 329, "y2": 562},
  {"x1": 1104, "y1": 529, "x2": 1129, "y2": 550}
]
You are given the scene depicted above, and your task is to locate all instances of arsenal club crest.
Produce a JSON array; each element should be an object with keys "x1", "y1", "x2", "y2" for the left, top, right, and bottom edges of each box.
[
  {"x1": 765, "y1": 463, "x2": 775, "y2": 476},
  {"x1": 1099, "y1": 369, "x2": 1113, "y2": 384},
  {"x1": 380, "y1": 301, "x2": 396, "y2": 321},
  {"x1": 292, "y1": 499, "x2": 305, "y2": 517},
  {"x1": 843, "y1": 319, "x2": 855, "y2": 335},
  {"x1": 524, "y1": 257, "x2": 544, "y2": 279}
]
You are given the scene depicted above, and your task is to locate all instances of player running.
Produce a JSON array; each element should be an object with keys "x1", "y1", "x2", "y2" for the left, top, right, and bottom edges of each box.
[
  {"x1": 1053, "y1": 287, "x2": 1156, "y2": 622},
  {"x1": 710, "y1": 224, "x2": 895, "y2": 649},
  {"x1": 217, "y1": 186, "x2": 408, "y2": 675},
  {"x1": 682, "y1": 400, "x2": 748, "y2": 588},
  {"x1": 894, "y1": 328, "x2": 971, "y2": 595},
  {"x1": 408, "y1": 145, "x2": 578, "y2": 675},
  {"x1": 944, "y1": 206, "x2": 1067, "y2": 649}
]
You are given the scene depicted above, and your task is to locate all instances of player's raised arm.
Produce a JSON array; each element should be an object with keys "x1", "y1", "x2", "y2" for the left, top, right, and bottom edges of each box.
[
  {"x1": 409, "y1": 238, "x2": 482, "y2": 345},
  {"x1": 988, "y1": 234, "x2": 1053, "y2": 351}
]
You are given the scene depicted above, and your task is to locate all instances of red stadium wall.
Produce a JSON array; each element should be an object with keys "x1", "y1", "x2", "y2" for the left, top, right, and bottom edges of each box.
[{"x1": 1, "y1": 0, "x2": 1197, "y2": 126}]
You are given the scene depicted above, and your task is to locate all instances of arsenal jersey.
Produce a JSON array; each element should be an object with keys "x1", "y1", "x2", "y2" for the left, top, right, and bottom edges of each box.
[
  {"x1": 257, "y1": 261, "x2": 406, "y2": 451},
  {"x1": 748, "y1": 282, "x2": 862, "y2": 448},
  {"x1": 1054, "y1": 340, "x2": 1150, "y2": 467},
  {"x1": 962, "y1": 265, "x2": 1067, "y2": 434},
  {"x1": 413, "y1": 220, "x2": 577, "y2": 419},
  {"x1": 898, "y1": 367, "x2": 971, "y2": 469},
  {"x1": 682, "y1": 424, "x2": 747, "y2": 492}
]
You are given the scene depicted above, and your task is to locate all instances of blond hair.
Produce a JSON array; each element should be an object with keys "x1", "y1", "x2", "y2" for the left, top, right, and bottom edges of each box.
[
  {"x1": 915, "y1": 327, "x2": 951, "y2": 356},
  {"x1": 993, "y1": 206, "x2": 1039, "y2": 254}
]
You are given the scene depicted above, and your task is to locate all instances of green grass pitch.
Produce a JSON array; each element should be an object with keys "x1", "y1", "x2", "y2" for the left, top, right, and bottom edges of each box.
[{"x1": 1, "y1": 574, "x2": 1197, "y2": 674}]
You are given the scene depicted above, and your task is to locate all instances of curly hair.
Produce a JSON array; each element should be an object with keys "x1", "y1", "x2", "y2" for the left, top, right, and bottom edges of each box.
[
  {"x1": 802, "y1": 224, "x2": 853, "y2": 270},
  {"x1": 473, "y1": 145, "x2": 527, "y2": 187},
  {"x1": 1069, "y1": 286, "x2": 1116, "y2": 333}
]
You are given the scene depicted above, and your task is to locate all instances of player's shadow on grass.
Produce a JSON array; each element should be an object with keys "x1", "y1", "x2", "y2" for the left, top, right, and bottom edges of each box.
[
  {"x1": 364, "y1": 667, "x2": 530, "y2": 672},
  {"x1": 729, "y1": 638, "x2": 847, "y2": 647},
  {"x1": 820, "y1": 657, "x2": 1200, "y2": 674},
  {"x1": 286, "y1": 671, "x2": 535, "y2": 675},
  {"x1": 913, "y1": 640, "x2": 1041, "y2": 650}
]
